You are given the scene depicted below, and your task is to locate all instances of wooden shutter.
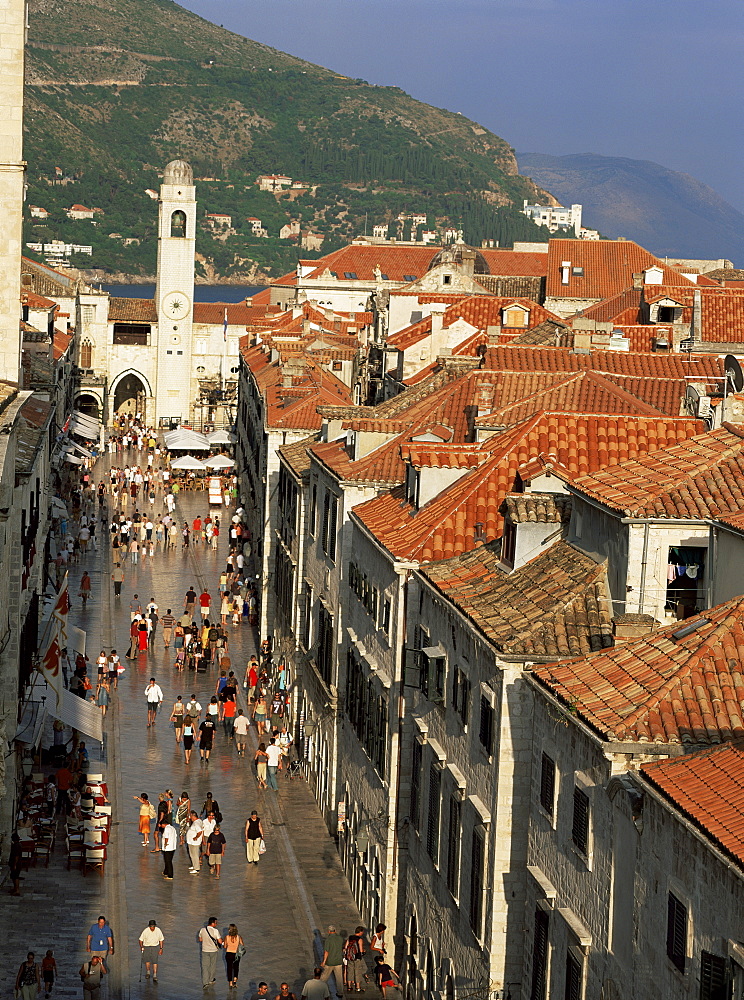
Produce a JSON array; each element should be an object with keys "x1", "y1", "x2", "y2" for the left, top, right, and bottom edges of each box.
[
  {"x1": 666, "y1": 892, "x2": 687, "y2": 973},
  {"x1": 540, "y1": 753, "x2": 555, "y2": 816},
  {"x1": 426, "y1": 764, "x2": 441, "y2": 862},
  {"x1": 410, "y1": 740, "x2": 422, "y2": 831},
  {"x1": 479, "y1": 695, "x2": 493, "y2": 753},
  {"x1": 564, "y1": 952, "x2": 582, "y2": 1000},
  {"x1": 321, "y1": 490, "x2": 330, "y2": 553},
  {"x1": 700, "y1": 951, "x2": 728, "y2": 1000},
  {"x1": 469, "y1": 828, "x2": 484, "y2": 935},
  {"x1": 446, "y1": 796, "x2": 460, "y2": 897},
  {"x1": 328, "y1": 494, "x2": 338, "y2": 561},
  {"x1": 571, "y1": 787, "x2": 589, "y2": 854},
  {"x1": 530, "y1": 909, "x2": 549, "y2": 1000}
]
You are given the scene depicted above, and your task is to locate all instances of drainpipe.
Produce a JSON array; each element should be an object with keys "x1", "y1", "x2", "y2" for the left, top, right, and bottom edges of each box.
[
  {"x1": 708, "y1": 527, "x2": 717, "y2": 608},
  {"x1": 391, "y1": 570, "x2": 408, "y2": 881},
  {"x1": 637, "y1": 522, "x2": 650, "y2": 615}
]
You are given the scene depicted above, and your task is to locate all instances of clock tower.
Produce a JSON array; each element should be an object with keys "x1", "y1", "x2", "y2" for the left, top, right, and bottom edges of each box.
[{"x1": 154, "y1": 159, "x2": 197, "y2": 423}]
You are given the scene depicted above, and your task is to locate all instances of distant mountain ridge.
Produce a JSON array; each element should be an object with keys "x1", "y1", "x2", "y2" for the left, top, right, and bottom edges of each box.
[
  {"x1": 517, "y1": 152, "x2": 744, "y2": 266},
  {"x1": 21, "y1": 0, "x2": 552, "y2": 278}
]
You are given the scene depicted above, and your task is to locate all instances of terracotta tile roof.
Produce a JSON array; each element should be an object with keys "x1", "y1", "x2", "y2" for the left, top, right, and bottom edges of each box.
[
  {"x1": 20, "y1": 256, "x2": 76, "y2": 299},
  {"x1": 22, "y1": 290, "x2": 57, "y2": 310},
  {"x1": 401, "y1": 444, "x2": 484, "y2": 469},
  {"x1": 278, "y1": 434, "x2": 319, "y2": 478},
  {"x1": 573, "y1": 287, "x2": 643, "y2": 324},
  {"x1": 641, "y1": 285, "x2": 744, "y2": 344},
  {"x1": 571, "y1": 423, "x2": 744, "y2": 518},
  {"x1": 193, "y1": 301, "x2": 261, "y2": 325},
  {"x1": 501, "y1": 492, "x2": 572, "y2": 524},
  {"x1": 354, "y1": 412, "x2": 703, "y2": 563},
  {"x1": 300, "y1": 244, "x2": 549, "y2": 283},
  {"x1": 53, "y1": 330, "x2": 73, "y2": 361},
  {"x1": 710, "y1": 510, "x2": 744, "y2": 535},
  {"x1": 641, "y1": 743, "x2": 744, "y2": 867},
  {"x1": 479, "y1": 345, "x2": 724, "y2": 380},
  {"x1": 506, "y1": 320, "x2": 569, "y2": 348},
  {"x1": 108, "y1": 297, "x2": 157, "y2": 323},
  {"x1": 422, "y1": 540, "x2": 612, "y2": 657},
  {"x1": 545, "y1": 239, "x2": 713, "y2": 300},
  {"x1": 532, "y1": 596, "x2": 744, "y2": 745}
]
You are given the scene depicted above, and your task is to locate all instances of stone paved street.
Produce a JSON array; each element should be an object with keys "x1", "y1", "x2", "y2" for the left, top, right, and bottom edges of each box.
[{"x1": 0, "y1": 460, "x2": 362, "y2": 1000}]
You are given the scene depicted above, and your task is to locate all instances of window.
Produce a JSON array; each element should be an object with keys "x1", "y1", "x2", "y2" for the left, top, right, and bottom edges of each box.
[
  {"x1": 443, "y1": 274, "x2": 452, "y2": 285},
  {"x1": 403, "y1": 274, "x2": 417, "y2": 282},
  {"x1": 381, "y1": 599, "x2": 391, "y2": 637},
  {"x1": 343, "y1": 271, "x2": 358, "y2": 279},
  {"x1": 571, "y1": 787, "x2": 589, "y2": 855},
  {"x1": 426, "y1": 764, "x2": 441, "y2": 863},
  {"x1": 501, "y1": 520, "x2": 516, "y2": 567},
  {"x1": 317, "y1": 605, "x2": 334, "y2": 684},
  {"x1": 309, "y1": 482, "x2": 318, "y2": 536},
  {"x1": 530, "y1": 909, "x2": 549, "y2": 1000},
  {"x1": 80, "y1": 304, "x2": 95, "y2": 323},
  {"x1": 273, "y1": 543, "x2": 294, "y2": 623},
  {"x1": 452, "y1": 667, "x2": 470, "y2": 727},
  {"x1": 564, "y1": 952, "x2": 582, "y2": 1000},
  {"x1": 301, "y1": 582, "x2": 313, "y2": 650},
  {"x1": 540, "y1": 753, "x2": 556, "y2": 817},
  {"x1": 194, "y1": 338, "x2": 207, "y2": 354},
  {"x1": 420, "y1": 647, "x2": 445, "y2": 703},
  {"x1": 170, "y1": 210, "x2": 186, "y2": 238},
  {"x1": 699, "y1": 952, "x2": 727, "y2": 1000},
  {"x1": 410, "y1": 739, "x2": 422, "y2": 831},
  {"x1": 80, "y1": 338, "x2": 92, "y2": 368},
  {"x1": 446, "y1": 796, "x2": 460, "y2": 897},
  {"x1": 666, "y1": 892, "x2": 687, "y2": 973},
  {"x1": 345, "y1": 650, "x2": 387, "y2": 776},
  {"x1": 469, "y1": 828, "x2": 484, "y2": 936},
  {"x1": 479, "y1": 694, "x2": 494, "y2": 755},
  {"x1": 321, "y1": 489, "x2": 338, "y2": 561},
  {"x1": 113, "y1": 323, "x2": 149, "y2": 345}
]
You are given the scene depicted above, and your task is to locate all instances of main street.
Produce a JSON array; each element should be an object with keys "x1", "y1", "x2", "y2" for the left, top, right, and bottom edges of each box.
[{"x1": 1, "y1": 461, "x2": 361, "y2": 1000}]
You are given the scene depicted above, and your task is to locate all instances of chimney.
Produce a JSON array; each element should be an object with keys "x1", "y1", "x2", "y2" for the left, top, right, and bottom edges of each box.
[
  {"x1": 459, "y1": 249, "x2": 476, "y2": 279},
  {"x1": 693, "y1": 288, "x2": 702, "y2": 342},
  {"x1": 611, "y1": 614, "x2": 659, "y2": 642}
]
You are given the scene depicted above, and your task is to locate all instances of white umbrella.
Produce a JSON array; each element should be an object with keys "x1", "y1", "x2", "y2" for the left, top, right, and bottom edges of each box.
[
  {"x1": 165, "y1": 428, "x2": 211, "y2": 451},
  {"x1": 205, "y1": 454, "x2": 235, "y2": 469},
  {"x1": 207, "y1": 429, "x2": 235, "y2": 446},
  {"x1": 170, "y1": 455, "x2": 207, "y2": 471}
]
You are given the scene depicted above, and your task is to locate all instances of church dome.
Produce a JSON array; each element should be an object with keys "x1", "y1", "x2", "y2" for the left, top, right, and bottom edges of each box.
[
  {"x1": 163, "y1": 159, "x2": 194, "y2": 185},
  {"x1": 426, "y1": 243, "x2": 490, "y2": 275}
]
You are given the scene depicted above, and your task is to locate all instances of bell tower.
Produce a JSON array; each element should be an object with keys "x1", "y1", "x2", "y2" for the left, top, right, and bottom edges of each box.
[{"x1": 154, "y1": 159, "x2": 196, "y2": 423}]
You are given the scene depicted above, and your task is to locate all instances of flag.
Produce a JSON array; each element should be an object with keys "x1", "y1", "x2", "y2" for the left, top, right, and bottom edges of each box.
[
  {"x1": 39, "y1": 633, "x2": 63, "y2": 704},
  {"x1": 53, "y1": 573, "x2": 69, "y2": 651},
  {"x1": 223, "y1": 306, "x2": 228, "y2": 343}
]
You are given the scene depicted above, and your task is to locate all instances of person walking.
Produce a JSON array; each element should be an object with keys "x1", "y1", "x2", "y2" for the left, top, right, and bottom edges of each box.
[
  {"x1": 198, "y1": 917, "x2": 223, "y2": 988},
  {"x1": 41, "y1": 950, "x2": 57, "y2": 998},
  {"x1": 86, "y1": 917, "x2": 114, "y2": 967},
  {"x1": 223, "y1": 924, "x2": 245, "y2": 989},
  {"x1": 176, "y1": 791, "x2": 191, "y2": 845},
  {"x1": 139, "y1": 920, "x2": 165, "y2": 981},
  {"x1": 198, "y1": 715, "x2": 215, "y2": 764},
  {"x1": 145, "y1": 678, "x2": 163, "y2": 727},
  {"x1": 199, "y1": 589, "x2": 212, "y2": 622},
  {"x1": 244, "y1": 810, "x2": 264, "y2": 865},
  {"x1": 234, "y1": 709, "x2": 249, "y2": 756},
  {"x1": 301, "y1": 969, "x2": 331, "y2": 1000},
  {"x1": 161, "y1": 821, "x2": 178, "y2": 880},
  {"x1": 254, "y1": 743, "x2": 268, "y2": 789},
  {"x1": 182, "y1": 715, "x2": 195, "y2": 764},
  {"x1": 344, "y1": 929, "x2": 367, "y2": 993},
  {"x1": 134, "y1": 793, "x2": 155, "y2": 846},
  {"x1": 79, "y1": 571, "x2": 92, "y2": 607},
  {"x1": 252, "y1": 692, "x2": 268, "y2": 736},
  {"x1": 373, "y1": 957, "x2": 401, "y2": 998},
  {"x1": 369, "y1": 924, "x2": 386, "y2": 962},
  {"x1": 320, "y1": 926, "x2": 345, "y2": 1000},
  {"x1": 78, "y1": 956, "x2": 106, "y2": 1000},
  {"x1": 111, "y1": 565, "x2": 124, "y2": 597},
  {"x1": 15, "y1": 952, "x2": 41, "y2": 1000},
  {"x1": 265, "y1": 737, "x2": 283, "y2": 790},
  {"x1": 161, "y1": 609, "x2": 176, "y2": 648},
  {"x1": 206, "y1": 823, "x2": 226, "y2": 879},
  {"x1": 170, "y1": 696, "x2": 185, "y2": 743},
  {"x1": 186, "y1": 811, "x2": 203, "y2": 873}
]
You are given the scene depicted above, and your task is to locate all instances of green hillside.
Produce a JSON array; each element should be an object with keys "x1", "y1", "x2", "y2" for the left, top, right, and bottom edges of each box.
[{"x1": 24, "y1": 0, "x2": 553, "y2": 279}]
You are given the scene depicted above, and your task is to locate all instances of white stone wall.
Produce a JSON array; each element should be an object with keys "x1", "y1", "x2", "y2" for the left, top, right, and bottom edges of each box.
[{"x1": 0, "y1": 0, "x2": 25, "y2": 385}]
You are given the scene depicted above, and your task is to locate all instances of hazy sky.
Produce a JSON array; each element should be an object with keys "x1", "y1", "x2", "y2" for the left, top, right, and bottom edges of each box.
[{"x1": 180, "y1": 0, "x2": 744, "y2": 211}]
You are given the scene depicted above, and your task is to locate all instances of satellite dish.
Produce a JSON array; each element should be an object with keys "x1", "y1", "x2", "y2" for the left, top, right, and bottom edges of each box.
[{"x1": 725, "y1": 355, "x2": 744, "y2": 392}]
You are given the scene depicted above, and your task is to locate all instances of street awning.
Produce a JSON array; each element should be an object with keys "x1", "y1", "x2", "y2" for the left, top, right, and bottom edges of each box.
[
  {"x1": 64, "y1": 452, "x2": 83, "y2": 465},
  {"x1": 68, "y1": 625, "x2": 86, "y2": 655},
  {"x1": 52, "y1": 688, "x2": 103, "y2": 743},
  {"x1": 69, "y1": 411, "x2": 101, "y2": 439},
  {"x1": 69, "y1": 441, "x2": 94, "y2": 459},
  {"x1": 14, "y1": 700, "x2": 47, "y2": 749},
  {"x1": 51, "y1": 497, "x2": 68, "y2": 517}
]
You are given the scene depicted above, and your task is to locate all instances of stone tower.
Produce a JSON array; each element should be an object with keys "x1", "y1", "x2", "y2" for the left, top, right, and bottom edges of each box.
[
  {"x1": 0, "y1": 0, "x2": 26, "y2": 385},
  {"x1": 154, "y1": 159, "x2": 196, "y2": 423}
]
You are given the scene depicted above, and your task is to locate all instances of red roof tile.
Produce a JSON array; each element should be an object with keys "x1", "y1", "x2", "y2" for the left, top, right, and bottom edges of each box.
[
  {"x1": 571, "y1": 423, "x2": 744, "y2": 518},
  {"x1": 479, "y1": 344, "x2": 724, "y2": 380},
  {"x1": 533, "y1": 596, "x2": 744, "y2": 746},
  {"x1": 641, "y1": 743, "x2": 744, "y2": 867},
  {"x1": 573, "y1": 287, "x2": 643, "y2": 324},
  {"x1": 108, "y1": 297, "x2": 157, "y2": 323}
]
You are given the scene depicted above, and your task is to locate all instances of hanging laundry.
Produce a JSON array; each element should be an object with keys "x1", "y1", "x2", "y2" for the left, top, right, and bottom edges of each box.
[
  {"x1": 686, "y1": 565, "x2": 699, "y2": 579},
  {"x1": 668, "y1": 563, "x2": 677, "y2": 583}
]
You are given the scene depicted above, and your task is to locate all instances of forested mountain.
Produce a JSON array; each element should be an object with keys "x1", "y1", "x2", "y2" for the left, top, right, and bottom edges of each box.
[{"x1": 23, "y1": 0, "x2": 552, "y2": 279}]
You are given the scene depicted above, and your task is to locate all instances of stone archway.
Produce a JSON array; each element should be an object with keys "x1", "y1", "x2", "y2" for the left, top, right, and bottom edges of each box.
[
  {"x1": 74, "y1": 392, "x2": 101, "y2": 420},
  {"x1": 111, "y1": 371, "x2": 151, "y2": 421}
]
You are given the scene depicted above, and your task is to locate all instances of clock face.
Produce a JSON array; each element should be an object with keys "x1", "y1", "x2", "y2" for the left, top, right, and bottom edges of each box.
[{"x1": 161, "y1": 291, "x2": 190, "y2": 321}]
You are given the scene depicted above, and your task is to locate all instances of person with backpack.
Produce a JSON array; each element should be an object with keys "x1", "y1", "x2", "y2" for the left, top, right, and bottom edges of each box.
[
  {"x1": 344, "y1": 928, "x2": 367, "y2": 993},
  {"x1": 78, "y1": 955, "x2": 106, "y2": 1000}
]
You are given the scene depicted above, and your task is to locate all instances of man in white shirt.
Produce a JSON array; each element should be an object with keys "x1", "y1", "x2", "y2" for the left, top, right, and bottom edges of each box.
[
  {"x1": 265, "y1": 738, "x2": 283, "y2": 790},
  {"x1": 161, "y1": 822, "x2": 178, "y2": 880},
  {"x1": 233, "y1": 709, "x2": 250, "y2": 757},
  {"x1": 145, "y1": 678, "x2": 164, "y2": 728},
  {"x1": 186, "y1": 695, "x2": 202, "y2": 721},
  {"x1": 186, "y1": 812, "x2": 203, "y2": 874},
  {"x1": 198, "y1": 918, "x2": 223, "y2": 988},
  {"x1": 201, "y1": 812, "x2": 216, "y2": 868},
  {"x1": 138, "y1": 920, "x2": 164, "y2": 981}
]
